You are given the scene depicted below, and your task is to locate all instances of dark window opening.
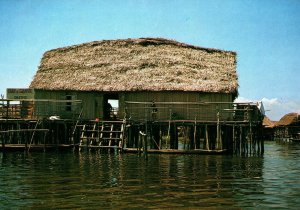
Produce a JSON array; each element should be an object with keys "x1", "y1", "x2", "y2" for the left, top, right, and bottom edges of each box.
[{"x1": 66, "y1": 95, "x2": 72, "y2": 111}]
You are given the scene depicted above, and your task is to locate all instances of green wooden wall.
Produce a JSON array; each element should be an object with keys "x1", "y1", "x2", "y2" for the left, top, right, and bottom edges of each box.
[
  {"x1": 34, "y1": 90, "x2": 103, "y2": 119},
  {"x1": 33, "y1": 90, "x2": 233, "y2": 121},
  {"x1": 121, "y1": 92, "x2": 233, "y2": 121}
]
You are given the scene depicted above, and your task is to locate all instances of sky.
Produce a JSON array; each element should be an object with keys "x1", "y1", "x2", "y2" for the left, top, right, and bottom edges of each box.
[{"x1": 0, "y1": 0, "x2": 299, "y2": 120}]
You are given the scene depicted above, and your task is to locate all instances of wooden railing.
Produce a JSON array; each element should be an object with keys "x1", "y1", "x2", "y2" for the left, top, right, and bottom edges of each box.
[
  {"x1": 0, "y1": 99, "x2": 82, "y2": 120},
  {"x1": 124, "y1": 101, "x2": 264, "y2": 123}
]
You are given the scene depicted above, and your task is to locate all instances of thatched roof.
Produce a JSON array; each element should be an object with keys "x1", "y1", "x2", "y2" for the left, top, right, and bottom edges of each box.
[
  {"x1": 263, "y1": 116, "x2": 276, "y2": 128},
  {"x1": 30, "y1": 38, "x2": 238, "y2": 93},
  {"x1": 276, "y1": 113, "x2": 299, "y2": 126}
]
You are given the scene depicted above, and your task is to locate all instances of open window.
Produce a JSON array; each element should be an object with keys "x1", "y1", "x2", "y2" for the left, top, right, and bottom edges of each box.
[
  {"x1": 103, "y1": 93, "x2": 119, "y2": 120},
  {"x1": 65, "y1": 95, "x2": 72, "y2": 111}
]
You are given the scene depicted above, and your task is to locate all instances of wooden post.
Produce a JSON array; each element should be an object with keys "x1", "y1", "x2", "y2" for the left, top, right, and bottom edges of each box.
[
  {"x1": 1, "y1": 132, "x2": 5, "y2": 150},
  {"x1": 166, "y1": 109, "x2": 172, "y2": 149},
  {"x1": 140, "y1": 131, "x2": 148, "y2": 160},
  {"x1": 196, "y1": 125, "x2": 201, "y2": 149},
  {"x1": 134, "y1": 125, "x2": 139, "y2": 148},
  {"x1": 256, "y1": 127, "x2": 260, "y2": 155},
  {"x1": 170, "y1": 122, "x2": 178, "y2": 149},
  {"x1": 249, "y1": 122, "x2": 253, "y2": 155},
  {"x1": 25, "y1": 131, "x2": 28, "y2": 151},
  {"x1": 232, "y1": 124, "x2": 235, "y2": 154},
  {"x1": 183, "y1": 126, "x2": 187, "y2": 150},
  {"x1": 167, "y1": 121, "x2": 171, "y2": 149},
  {"x1": 138, "y1": 127, "x2": 141, "y2": 156},
  {"x1": 56, "y1": 122, "x2": 59, "y2": 149},
  {"x1": 261, "y1": 125, "x2": 264, "y2": 155},
  {"x1": 194, "y1": 118, "x2": 197, "y2": 150},
  {"x1": 159, "y1": 124, "x2": 162, "y2": 149},
  {"x1": 216, "y1": 112, "x2": 220, "y2": 150},
  {"x1": 220, "y1": 125, "x2": 223, "y2": 150},
  {"x1": 151, "y1": 123, "x2": 160, "y2": 149},
  {"x1": 63, "y1": 122, "x2": 68, "y2": 144},
  {"x1": 44, "y1": 130, "x2": 47, "y2": 152},
  {"x1": 188, "y1": 125, "x2": 194, "y2": 150},
  {"x1": 239, "y1": 126, "x2": 242, "y2": 156},
  {"x1": 205, "y1": 124, "x2": 209, "y2": 150},
  {"x1": 28, "y1": 120, "x2": 40, "y2": 152},
  {"x1": 6, "y1": 101, "x2": 9, "y2": 118},
  {"x1": 16, "y1": 122, "x2": 20, "y2": 144}
]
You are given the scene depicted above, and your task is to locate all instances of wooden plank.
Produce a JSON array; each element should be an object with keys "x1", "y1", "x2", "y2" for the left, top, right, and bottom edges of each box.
[
  {"x1": 0, "y1": 129, "x2": 49, "y2": 133},
  {"x1": 123, "y1": 148, "x2": 227, "y2": 154}
]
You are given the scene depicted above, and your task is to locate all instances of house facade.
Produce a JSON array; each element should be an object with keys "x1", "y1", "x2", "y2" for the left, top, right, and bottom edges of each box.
[{"x1": 29, "y1": 38, "x2": 238, "y2": 121}]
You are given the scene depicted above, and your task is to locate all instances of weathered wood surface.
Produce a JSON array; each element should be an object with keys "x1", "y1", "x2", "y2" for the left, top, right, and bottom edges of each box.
[{"x1": 123, "y1": 148, "x2": 228, "y2": 155}]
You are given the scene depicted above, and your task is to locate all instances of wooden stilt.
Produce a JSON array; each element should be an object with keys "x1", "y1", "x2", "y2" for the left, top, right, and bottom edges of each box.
[
  {"x1": 194, "y1": 118, "x2": 197, "y2": 150},
  {"x1": 170, "y1": 122, "x2": 178, "y2": 149},
  {"x1": 216, "y1": 112, "x2": 220, "y2": 150},
  {"x1": 167, "y1": 120, "x2": 171, "y2": 149},
  {"x1": 239, "y1": 126, "x2": 242, "y2": 155},
  {"x1": 205, "y1": 124, "x2": 209, "y2": 150},
  {"x1": 197, "y1": 125, "x2": 201, "y2": 149},
  {"x1": 183, "y1": 126, "x2": 187, "y2": 150},
  {"x1": 28, "y1": 120, "x2": 40, "y2": 152},
  {"x1": 233, "y1": 124, "x2": 235, "y2": 154}
]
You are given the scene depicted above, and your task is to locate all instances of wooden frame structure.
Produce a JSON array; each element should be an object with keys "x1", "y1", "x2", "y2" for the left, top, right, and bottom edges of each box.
[{"x1": 0, "y1": 99, "x2": 264, "y2": 155}]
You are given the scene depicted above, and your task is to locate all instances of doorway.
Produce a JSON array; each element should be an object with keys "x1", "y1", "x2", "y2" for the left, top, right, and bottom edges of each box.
[{"x1": 103, "y1": 93, "x2": 119, "y2": 120}]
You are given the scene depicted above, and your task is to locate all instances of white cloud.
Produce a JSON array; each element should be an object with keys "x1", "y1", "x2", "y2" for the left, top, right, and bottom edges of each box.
[
  {"x1": 234, "y1": 96, "x2": 254, "y2": 103},
  {"x1": 235, "y1": 97, "x2": 300, "y2": 121},
  {"x1": 261, "y1": 97, "x2": 280, "y2": 106}
]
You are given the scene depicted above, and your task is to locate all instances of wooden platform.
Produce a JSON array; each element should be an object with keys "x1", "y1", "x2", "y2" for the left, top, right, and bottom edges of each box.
[
  {"x1": 123, "y1": 148, "x2": 228, "y2": 155},
  {"x1": 0, "y1": 144, "x2": 73, "y2": 152}
]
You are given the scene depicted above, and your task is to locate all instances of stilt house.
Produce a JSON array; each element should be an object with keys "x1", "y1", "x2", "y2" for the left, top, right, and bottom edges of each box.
[
  {"x1": 29, "y1": 38, "x2": 239, "y2": 121},
  {"x1": 1, "y1": 38, "x2": 265, "y2": 154},
  {"x1": 274, "y1": 113, "x2": 300, "y2": 140}
]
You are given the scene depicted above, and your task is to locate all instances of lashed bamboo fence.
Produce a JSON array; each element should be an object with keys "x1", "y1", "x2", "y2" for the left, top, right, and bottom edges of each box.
[
  {"x1": 124, "y1": 101, "x2": 264, "y2": 156},
  {"x1": 0, "y1": 99, "x2": 264, "y2": 155}
]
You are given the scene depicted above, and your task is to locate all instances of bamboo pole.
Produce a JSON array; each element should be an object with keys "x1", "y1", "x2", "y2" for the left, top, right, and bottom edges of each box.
[
  {"x1": 166, "y1": 109, "x2": 171, "y2": 149},
  {"x1": 216, "y1": 111, "x2": 221, "y2": 150},
  {"x1": 194, "y1": 117, "x2": 197, "y2": 150},
  {"x1": 28, "y1": 120, "x2": 40, "y2": 152},
  {"x1": 138, "y1": 128, "x2": 142, "y2": 156},
  {"x1": 43, "y1": 130, "x2": 47, "y2": 152},
  {"x1": 233, "y1": 124, "x2": 235, "y2": 154},
  {"x1": 140, "y1": 130, "x2": 147, "y2": 160},
  {"x1": 239, "y1": 126, "x2": 242, "y2": 156},
  {"x1": 198, "y1": 125, "x2": 201, "y2": 149},
  {"x1": 205, "y1": 124, "x2": 209, "y2": 150}
]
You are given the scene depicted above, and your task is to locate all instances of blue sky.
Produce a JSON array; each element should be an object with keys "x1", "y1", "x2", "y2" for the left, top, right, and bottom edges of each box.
[{"x1": 0, "y1": 0, "x2": 299, "y2": 120}]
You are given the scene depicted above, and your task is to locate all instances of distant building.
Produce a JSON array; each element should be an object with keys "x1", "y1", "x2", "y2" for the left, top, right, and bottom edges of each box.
[
  {"x1": 274, "y1": 113, "x2": 300, "y2": 140},
  {"x1": 262, "y1": 116, "x2": 276, "y2": 140}
]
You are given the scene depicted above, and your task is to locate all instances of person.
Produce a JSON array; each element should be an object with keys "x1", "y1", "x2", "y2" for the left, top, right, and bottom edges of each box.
[{"x1": 105, "y1": 102, "x2": 113, "y2": 119}]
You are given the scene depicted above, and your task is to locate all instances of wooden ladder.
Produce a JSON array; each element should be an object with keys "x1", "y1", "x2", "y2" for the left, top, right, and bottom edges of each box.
[
  {"x1": 98, "y1": 121, "x2": 125, "y2": 150},
  {"x1": 79, "y1": 124, "x2": 86, "y2": 149},
  {"x1": 79, "y1": 123, "x2": 98, "y2": 148},
  {"x1": 78, "y1": 120, "x2": 125, "y2": 151}
]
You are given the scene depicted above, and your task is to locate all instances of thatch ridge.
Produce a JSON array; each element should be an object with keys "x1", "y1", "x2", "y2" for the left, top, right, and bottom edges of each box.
[
  {"x1": 263, "y1": 116, "x2": 276, "y2": 128},
  {"x1": 30, "y1": 37, "x2": 238, "y2": 93},
  {"x1": 276, "y1": 113, "x2": 299, "y2": 126},
  {"x1": 46, "y1": 38, "x2": 237, "y2": 55}
]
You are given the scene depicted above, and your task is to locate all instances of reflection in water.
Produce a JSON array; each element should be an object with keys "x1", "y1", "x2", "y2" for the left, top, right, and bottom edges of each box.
[{"x1": 0, "y1": 142, "x2": 300, "y2": 209}]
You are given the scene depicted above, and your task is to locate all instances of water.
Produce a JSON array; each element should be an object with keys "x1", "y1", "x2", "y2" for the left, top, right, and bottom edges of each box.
[{"x1": 0, "y1": 142, "x2": 300, "y2": 209}]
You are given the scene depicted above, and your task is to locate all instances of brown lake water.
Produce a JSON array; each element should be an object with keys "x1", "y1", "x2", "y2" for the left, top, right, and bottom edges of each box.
[{"x1": 0, "y1": 141, "x2": 300, "y2": 209}]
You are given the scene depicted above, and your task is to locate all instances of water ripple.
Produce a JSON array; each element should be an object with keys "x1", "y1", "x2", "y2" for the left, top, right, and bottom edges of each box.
[{"x1": 0, "y1": 142, "x2": 300, "y2": 209}]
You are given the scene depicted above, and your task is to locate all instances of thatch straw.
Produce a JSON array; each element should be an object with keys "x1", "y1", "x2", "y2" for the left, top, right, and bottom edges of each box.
[
  {"x1": 263, "y1": 116, "x2": 276, "y2": 128},
  {"x1": 30, "y1": 38, "x2": 238, "y2": 93},
  {"x1": 276, "y1": 113, "x2": 299, "y2": 126}
]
